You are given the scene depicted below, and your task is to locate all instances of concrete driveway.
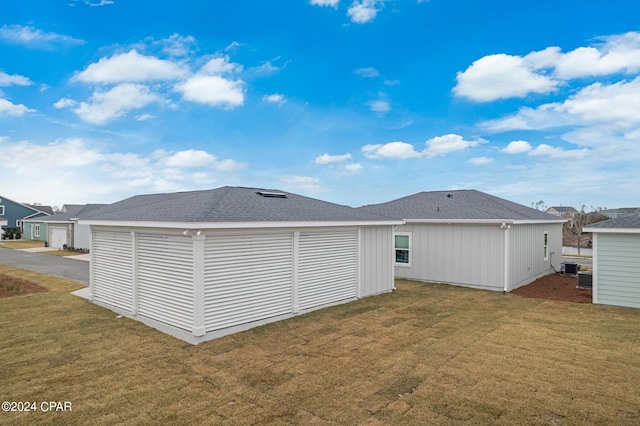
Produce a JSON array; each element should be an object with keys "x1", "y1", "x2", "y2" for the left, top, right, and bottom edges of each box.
[{"x1": 0, "y1": 248, "x2": 89, "y2": 286}]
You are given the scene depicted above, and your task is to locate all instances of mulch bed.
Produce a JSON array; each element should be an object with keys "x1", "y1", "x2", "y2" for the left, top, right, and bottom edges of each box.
[
  {"x1": 512, "y1": 273, "x2": 592, "y2": 303},
  {"x1": 0, "y1": 274, "x2": 49, "y2": 298}
]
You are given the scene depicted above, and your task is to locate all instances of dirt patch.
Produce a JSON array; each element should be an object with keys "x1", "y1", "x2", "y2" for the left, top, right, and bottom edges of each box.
[
  {"x1": 0, "y1": 273, "x2": 49, "y2": 298},
  {"x1": 512, "y1": 273, "x2": 592, "y2": 303}
]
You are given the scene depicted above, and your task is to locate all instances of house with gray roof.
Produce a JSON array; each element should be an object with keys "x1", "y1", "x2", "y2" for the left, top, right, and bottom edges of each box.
[
  {"x1": 359, "y1": 190, "x2": 565, "y2": 292},
  {"x1": 23, "y1": 204, "x2": 106, "y2": 249},
  {"x1": 78, "y1": 186, "x2": 402, "y2": 344},
  {"x1": 0, "y1": 195, "x2": 52, "y2": 238},
  {"x1": 584, "y1": 213, "x2": 640, "y2": 309}
]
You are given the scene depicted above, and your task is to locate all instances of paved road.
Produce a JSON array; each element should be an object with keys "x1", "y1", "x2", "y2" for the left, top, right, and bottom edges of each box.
[{"x1": 0, "y1": 248, "x2": 89, "y2": 286}]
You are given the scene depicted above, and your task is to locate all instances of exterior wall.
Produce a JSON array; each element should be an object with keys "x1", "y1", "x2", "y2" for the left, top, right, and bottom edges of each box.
[
  {"x1": 507, "y1": 223, "x2": 562, "y2": 291},
  {"x1": 394, "y1": 223, "x2": 505, "y2": 291},
  {"x1": 359, "y1": 226, "x2": 395, "y2": 297},
  {"x1": 89, "y1": 224, "x2": 394, "y2": 344},
  {"x1": 594, "y1": 233, "x2": 640, "y2": 309},
  {"x1": 23, "y1": 221, "x2": 48, "y2": 242},
  {"x1": 0, "y1": 197, "x2": 41, "y2": 228},
  {"x1": 74, "y1": 223, "x2": 91, "y2": 250}
]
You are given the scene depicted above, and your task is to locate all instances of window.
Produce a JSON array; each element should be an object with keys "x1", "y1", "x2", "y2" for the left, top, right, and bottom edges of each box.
[
  {"x1": 543, "y1": 231, "x2": 549, "y2": 260},
  {"x1": 0, "y1": 205, "x2": 4, "y2": 215},
  {"x1": 35, "y1": 224, "x2": 40, "y2": 238},
  {"x1": 394, "y1": 233, "x2": 411, "y2": 266}
]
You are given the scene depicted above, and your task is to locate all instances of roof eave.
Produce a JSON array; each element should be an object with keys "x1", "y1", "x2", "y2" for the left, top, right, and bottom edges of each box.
[
  {"x1": 78, "y1": 219, "x2": 404, "y2": 228},
  {"x1": 403, "y1": 219, "x2": 565, "y2": 225},
  {"x1": 584, "y1": 227, "x2": 640, "y2": 234}
]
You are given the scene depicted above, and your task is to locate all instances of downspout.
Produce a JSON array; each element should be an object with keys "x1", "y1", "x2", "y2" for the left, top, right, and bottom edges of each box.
[{"x1": 501, "y1": 223, "x2": 511, "y2": 292}]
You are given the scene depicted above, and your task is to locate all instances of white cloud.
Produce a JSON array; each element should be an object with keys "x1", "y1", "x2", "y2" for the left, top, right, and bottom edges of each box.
[
  {"x1": 315, "y1": 153, "x2": 352, "y2": 164},
  {"x1": 310, "y1": 0, "x2": 340, "y2": 6},
  {"x1": 158, "y1": 33, "x2": 196, "y2": 57},
  {"x1": 263, "y1": 93, "x2": 286, "y2": 105},
  {"x1": 529, "y1": 144, "x2": 590, "y2": 159},
  {"x1": 82, "y1": 0, "x2": 114, "y2": 6},
  {"x1": 483, "y1": 77, "x2": 640, "y2": 132},
  {"x1": 423, "y1": 134, "x2": 485, "y2": 157},
  {"x1": 54, "y1": 98, "x2": 76, "y2": 109},
  {"x1": 74, "y1": 50, "x2": 186, "y2": 83},
  {"x1": 0, "y1": 137, "x2": 246, "y2": 204},
  {"x1": 200, "y1": 56, "x2": 243, "y2": 75},
  {"x1": 175, "y1": 75, "x2": 245, "y2": 108},
  {"x1": 367, "y1": 99, "x2": 390, "y2": 113},
  {"x1": 454, "y1": 53, "x2": 559, "y2": 102},
  {"x1": 501, "y1": 140, "x2": 532, "y2": 154},
  {"x1": 73, "y1": 83, "x2": 162, "y2": 124},
  {"x1": 0, "y1": 98, "x2": 34, "y2": 116},
  {"x1": 468, "y1": 156, "x2": 494, "y2": 165},
  {"x1": 362, "y1": 141, "x2": 421, "y2": 159},
  {"x1": 354, "y1": 67, "x2": 380, "y2": 78},
  {"x1": 0, "y1": 71, "x2": 32, "y2": 86},
  {"x1": 0, "y1": 24, "x2": 84, "y2": 48},
  {"x1": 363, "y1": 134, "x2": 484, "y2": 159},
  {"x1": 135, "y1": 113, "x2": 155, "y2": 121},
  {"x1": 347, "y1": 0, "x2": 380, "y2": 23}
]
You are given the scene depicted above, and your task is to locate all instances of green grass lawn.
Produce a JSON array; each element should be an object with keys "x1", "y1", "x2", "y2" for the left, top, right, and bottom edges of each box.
[{"x1": 2, "y1": 265, "x2": 640, "y2": 425}]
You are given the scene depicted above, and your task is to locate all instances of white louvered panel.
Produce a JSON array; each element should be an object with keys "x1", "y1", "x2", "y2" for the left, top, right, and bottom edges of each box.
[
  {"x1": 92, "y1": 231, "x2": 133, "y2": 312},
  {"x1": 203, "y1": 233, "x2": 293, "y2": 331},
  {"x1": 298, "y1": 231, "x2": 357, "y2": 310},
  {"x1": 136, "y1": 234, "x2": 194, "y2": 331}
]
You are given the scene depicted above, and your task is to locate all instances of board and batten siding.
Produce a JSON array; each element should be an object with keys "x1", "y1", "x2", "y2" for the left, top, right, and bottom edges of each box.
[
  {"x1": 74, "y1": 223, "x2": 91, "y2": 250},
  {"x1": 508, "y1": 223, "x2": 562, "y2": 291},
  {"x1": 359, "y1": 226, "x2": 394, "y2": 297},
  {"x1": 594, "y1": 233, "x2": 640, "y2": 308},
  {"x1": 203, "y1": 232, "x2": 293, "y2": 332},
  {"x1": 395, "y1": 223, "x2": 505, "y2": 291}
]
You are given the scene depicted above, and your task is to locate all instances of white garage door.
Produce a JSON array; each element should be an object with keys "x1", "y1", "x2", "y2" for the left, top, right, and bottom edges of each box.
[{"x1": 50, "y1": 226, "x2": 67, "y2": 249}]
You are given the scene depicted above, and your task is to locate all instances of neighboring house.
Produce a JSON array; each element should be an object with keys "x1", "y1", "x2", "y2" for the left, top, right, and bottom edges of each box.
[
  {"x1": 584, "y1": 213, "x2": 640, "y2": 309},
  {"x1": 546, "y1": 206, "x2": 578, "y2": 227},
  {"x1": 599, "y1": 207, "x2": 640, "y2": 219},
  {"x1": 78, "y1": 186, "x2": 402, "y2": 344},
  {"x1": 0, "y1": 195, "x2": 52, "y2": 233},
  {"x1": 23, "y1": 204, "x2": 105, "y2": 249},
  {"x1": 359, "y1": 190, "x2": 565, "y2": 292}
]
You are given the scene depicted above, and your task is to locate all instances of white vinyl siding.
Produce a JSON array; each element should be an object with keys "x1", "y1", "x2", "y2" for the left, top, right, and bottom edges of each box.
[
  {"x1": 508, "y1": 223, "x2": 562, "y2": 291},
  {"x1": 203, "y1": 232, "x2": 293, "y2": 332},
  {"x1": 298, "y1": 230, "x2": 357, "y2": 311},
  {"x1": 595, "y1": 233, "x2": 640, "y2": 309},
  {"x1": 360, "y1": 226, "x2": 394, "y2": 297},
  {"x1": 74, "y1": 223, "x2": 91, "y2": 250},
  {"x1": 92, "y1": 231, "x2": 134, "y2": 312},
  {"x1": 137, "y1": 234, "x2": 194, "y2": 331}
]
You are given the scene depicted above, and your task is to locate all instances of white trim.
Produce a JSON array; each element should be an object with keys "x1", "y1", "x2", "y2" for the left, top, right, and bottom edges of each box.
[
  {"x1": 34, "y1": 224, "x2": 41, "y2": 238},
  {"x1": 503, "y1": 226, "x2": 510, "y2": 292},
  {"x1": 584, "y1": 227, "x2": 640, "y2": 234},
  {"x1": 292, "y1": 231, "x2": 300, "y2": 313},
  {"x1": 591, "y1": 233, "x2": 598, "y2": 304},
  {"x1": 78, "y1": 219, "x2": 403, "y2": 228},
  {"x1": 543, "y1": 230, "x2": 549, "y2": 261},
  {"x1": 192, "y1": 234, "x2": 206, "y2": 336},
  {"x1": 0, "y1": 205, "x2": 4, "y2": 216},
  {"x1": 394, "y1": 232, "x2": 412, "y2": 267}
]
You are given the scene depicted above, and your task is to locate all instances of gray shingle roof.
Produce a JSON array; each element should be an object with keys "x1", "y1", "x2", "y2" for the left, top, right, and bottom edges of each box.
[
  {"x1": 359, "y1": 190, "x2": 562, "y2": 221},
  {"x1": 585, "y1": 212, "x2": 640, "y2": 229},
  {"x1": 81, "y1": 186, "x2": 400, "y2": 224},
  {"x1": 40, "y1": 204, "x2": 107, "y2": 222}
]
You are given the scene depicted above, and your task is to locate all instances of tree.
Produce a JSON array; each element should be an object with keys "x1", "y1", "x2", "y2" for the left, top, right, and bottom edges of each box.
[
  {"x1": 531, "y1": 200, "x2": 547, "y2": 211},
  {"x1": 567, "y1": 204, "x2": 608, "y2": 255}
]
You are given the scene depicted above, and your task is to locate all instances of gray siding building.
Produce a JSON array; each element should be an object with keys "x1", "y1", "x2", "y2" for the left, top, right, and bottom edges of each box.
[
  {"x1": 360, "y1": 190, "x2": 565, "y2": 292},
  {"x1": 585, "y1": 213, "x2": 640, "y2": 309}
]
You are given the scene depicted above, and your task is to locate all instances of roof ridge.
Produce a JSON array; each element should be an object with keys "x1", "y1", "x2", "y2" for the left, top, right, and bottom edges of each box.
[{"x1": 201, "y1": 186, "x2": 233, "y2": 220}]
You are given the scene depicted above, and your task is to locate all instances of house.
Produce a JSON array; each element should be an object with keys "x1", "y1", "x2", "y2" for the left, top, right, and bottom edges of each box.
[
  {"x1": 359, "y1": 190, "x2": 565, "y2": 292},
  {"x1": 23, "y1": 204, "x2": 105, "y2": 249},
  {"x1": 599, "y1": 207, "x2": 640, "y2": 220},
  {"x1": 546, "y1": 206, "x2": 578, "y2": 227},
  {"x1": 0, "y1": 195, "x2": 52, "y2": 237},
  {"x1": 584, "y1": 213, "x2": 640, "y2": 309},
  {"x1": 78, "y1": 186, "x2": 402, "y2": 344}
]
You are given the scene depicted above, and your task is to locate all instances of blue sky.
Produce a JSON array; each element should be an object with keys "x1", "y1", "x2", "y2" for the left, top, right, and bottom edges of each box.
[{"x1": 2, "y1": 0, "x2": 639, "y2": 210}]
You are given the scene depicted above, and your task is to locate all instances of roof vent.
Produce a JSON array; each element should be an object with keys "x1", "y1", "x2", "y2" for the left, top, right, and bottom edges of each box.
[
  {"x1": 257, "y1": 191, "x2": 287, "y2": 198},
  {"x1": 447, "y1": 194, "x2": 453, "y2": 198}
]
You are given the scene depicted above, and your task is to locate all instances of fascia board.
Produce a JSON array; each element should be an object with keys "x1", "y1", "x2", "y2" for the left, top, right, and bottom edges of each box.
[
  {"x1": 584, "y1": 227, "x2": 640, "y2": 234},
  {"x1": 78, "y1": 219, "x2": 404, "y2": 228}
]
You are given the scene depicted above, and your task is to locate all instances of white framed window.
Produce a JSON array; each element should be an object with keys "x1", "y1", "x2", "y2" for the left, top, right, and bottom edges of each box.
[
  {"x1": 394, "y1": 232, "x2": 411, "y2": 266},
  {"x1": 0, "y1": 205, "x2": 4, "y2": 215},
  {"x1": 543, "y1": 231, "x2": 549, "y2": 261},
  {"x1": 16, "y1": 220, "x2": 22, "y2": 228},
  {"x1": 35, "y1": 224, "x2": 40, "y2": 238}
]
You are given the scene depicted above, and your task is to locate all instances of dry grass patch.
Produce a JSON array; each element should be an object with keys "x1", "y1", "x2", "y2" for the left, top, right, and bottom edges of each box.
[
  {"x1": 41, "y1": 250, "x2": 87, "y2": 258},
  {"x1": 0, "y1": 240, "x2": 45, "y2": 249},
  {"x1": 2, "y1": 271, "x2": 640, "y2": 425}
]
